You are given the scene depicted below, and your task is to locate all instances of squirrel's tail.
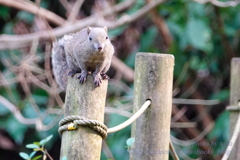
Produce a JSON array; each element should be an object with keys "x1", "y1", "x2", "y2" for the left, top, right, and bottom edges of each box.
[{"x1": 51, "y1": 39, "x2": 69, "y2": 90}]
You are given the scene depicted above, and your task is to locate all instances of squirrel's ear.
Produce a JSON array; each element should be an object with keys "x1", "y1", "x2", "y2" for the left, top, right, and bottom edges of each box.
[
  {"x1": 103, "y1": 26, "x2": 108, "y2": 32},
  {"x1": 87, "y1": 26, "x2": 92, "y2": 33}
]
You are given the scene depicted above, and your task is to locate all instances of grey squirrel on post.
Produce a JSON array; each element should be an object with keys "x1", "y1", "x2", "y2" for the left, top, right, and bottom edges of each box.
[{"x1": 51, "y1": 26, "x2": 114, "y2": 89}]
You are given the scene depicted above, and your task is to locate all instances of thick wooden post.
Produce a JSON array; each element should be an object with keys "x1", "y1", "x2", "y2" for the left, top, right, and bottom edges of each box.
[
  {"x1": 60, "y1": 76, "x2": 107, "y2": 160},
  {"x1": 130, "y1": 53, "x2": 174, "y2": 160},
  {"x1": 228, "y1": 58, "x2": 240, "y2": 160}
]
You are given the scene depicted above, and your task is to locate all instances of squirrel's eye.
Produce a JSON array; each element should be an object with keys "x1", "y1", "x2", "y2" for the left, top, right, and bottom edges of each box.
[
  {"x1": 89, "y1": 37, "x2": 92, "y2": 41},
  {"x1": 106, "y1": 36, "x2": 108, "y2": 39}
]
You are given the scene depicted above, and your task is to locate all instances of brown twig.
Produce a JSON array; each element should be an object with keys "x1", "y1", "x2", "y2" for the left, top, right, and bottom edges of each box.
[
  {"x1": 111, "y1": 56, "x2": 134, "y2": 82},
  {"x1": 146, "y1": 0, "x2": 173, "y2": 50},
  {"x1": 0, "y1": 0, "x2": 165, "y2": 49},
  {"x1": 0, "y1": 0, "x2": 65, "y2": 25},
  {"x1": 66, "y1": 0, "x2": 84, "y2": 23},
  {"x1": 214, "y1": 6, "x2": 235, "y2": 62}
]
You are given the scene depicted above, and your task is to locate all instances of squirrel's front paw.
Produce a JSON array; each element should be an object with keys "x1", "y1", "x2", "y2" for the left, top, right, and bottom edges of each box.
[
  {"x1": 78, "y1": 72, "x2": 88, "y2": 84},
  {"x1": 100, "y1": 72, "x2": 109, "y2": 80},
  {"x1": 94, "y1": 74, "x2": 102, "y2": 87}
]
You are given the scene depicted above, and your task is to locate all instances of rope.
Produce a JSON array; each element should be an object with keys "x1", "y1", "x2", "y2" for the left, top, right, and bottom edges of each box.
[
  {"x1": 58, "y1": 115, "x2": 108, "y2": 139},
  {"x1": 107, "y1": 100, "x2": 151, "y2": 133}
]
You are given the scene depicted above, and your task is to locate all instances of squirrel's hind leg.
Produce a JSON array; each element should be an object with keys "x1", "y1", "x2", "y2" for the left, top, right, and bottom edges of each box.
[{"x1": 68, "y1": 70, "x2": 80, "y2": 77}]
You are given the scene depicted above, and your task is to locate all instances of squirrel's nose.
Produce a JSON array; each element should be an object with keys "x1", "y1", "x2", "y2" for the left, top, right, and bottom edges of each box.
[{"x1": 98, "y1": 47, "x2": 102, "y2": 51}]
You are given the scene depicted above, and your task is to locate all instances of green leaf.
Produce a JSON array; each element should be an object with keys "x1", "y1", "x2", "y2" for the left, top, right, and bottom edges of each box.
[
  {"x1": 126, "y1": 137, "x2": 135, "y2": 146},
  {"x1": 26, "y1": 144, "x2": 40, "y2": 149},
  {"x1": 186, "y1": 18, "x2": 212, "y2": 52},
  {"x1": 19, "y1": 152, "x2": 30, "y2": 160},
  {"x1": 40, "y1": 135, "x2": 53, "y2": 146},
  {"x1": 45, "y1": 135, "x2": 53, "y2": 142},
  {"x1": 32, "y1": 155, "x2": 42, "y2": 160},
  {"x1": 62, "y1": 156, "x2": 68, "y2": 160},
  {"x1": 29, "y1": 151, "x2": 37, "y2": 158},
  {"x1": 33, "y1": 142, "x2": 41, "y2": 146}
]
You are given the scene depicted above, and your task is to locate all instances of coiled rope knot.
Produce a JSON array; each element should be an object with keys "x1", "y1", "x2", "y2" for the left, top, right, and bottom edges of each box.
[{"x1": 58, "y1": 115, "x2": 108, "y2": 139}]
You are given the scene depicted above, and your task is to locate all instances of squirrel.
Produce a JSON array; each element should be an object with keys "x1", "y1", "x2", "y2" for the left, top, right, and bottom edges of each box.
[{"x1": 51, "y1": 26, "x2": 114, "y2": 90}]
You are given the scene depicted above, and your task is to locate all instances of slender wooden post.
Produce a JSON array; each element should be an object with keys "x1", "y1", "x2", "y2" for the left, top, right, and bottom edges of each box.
[
  {"x1": 228, "y1": 58, "x2": 240, "y2": 160},
  {"x1": 60, "y1": 76, "x2": 108, "y2": 160},
  {"x1": 130, "y1": 52, "x2": 174, "y2": 160}
]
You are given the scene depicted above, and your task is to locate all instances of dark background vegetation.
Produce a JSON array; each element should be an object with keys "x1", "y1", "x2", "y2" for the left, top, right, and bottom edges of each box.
[{"x1": 0, "y1": 0, "x2": 239, "y2": 159}]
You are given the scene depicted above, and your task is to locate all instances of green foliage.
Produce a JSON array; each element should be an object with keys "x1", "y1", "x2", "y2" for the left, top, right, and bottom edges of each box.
[
  {"x1": 126, "y1": 137, "x2": 135, "y2": 150},
  {"x1": 207, "y1": 111, "x2": 230, "y2": 154},
  {"x1": 186, "y1": 18, "x2": 212, "y2": 52},
  {"x1": 19, "y1": 135, "x2": 53, "y2": 160},
  {"x1": 210, "y1": 89, "x2": 230, "y2": 101},
  {"x1": 1, "y1": 0, "x2": 239, "y2": 159},
  {"x1": 0, "y1": 6, "x2": 10, "y2": 19},
  {"x1": 39, "y1": 135, "x2": 53, "y2": 146},
  {"x1": 102, "y1": 113, "x2": 131, "y2": 160},
  {"x1": 126, "y1": 137, "x2": 135, "y2": 147},
  {"x1": 19, "y1": 152, "x2": 30, "y2": 160}
]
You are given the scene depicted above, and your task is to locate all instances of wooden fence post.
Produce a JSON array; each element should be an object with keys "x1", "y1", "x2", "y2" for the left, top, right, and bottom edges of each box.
[
  {"x1": 228, "y1": 58, "x2": 240, "y2": 160},
  {"x1": 130, "y1": 52, "x2": 174, "y2": 160},
  {"x1": 59, "y1": 76, "x2": 108, "y2": 160}
]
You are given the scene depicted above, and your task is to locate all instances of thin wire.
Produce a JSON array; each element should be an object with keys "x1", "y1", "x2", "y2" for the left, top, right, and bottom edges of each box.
[{"x1": 107, "y1": 100, "x2": 151, "y2": 133}]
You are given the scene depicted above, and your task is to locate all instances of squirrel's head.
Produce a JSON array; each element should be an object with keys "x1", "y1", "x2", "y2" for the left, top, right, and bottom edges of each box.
[{"x1": 87, "y1": 26, "x2": 110, "y2": 52}]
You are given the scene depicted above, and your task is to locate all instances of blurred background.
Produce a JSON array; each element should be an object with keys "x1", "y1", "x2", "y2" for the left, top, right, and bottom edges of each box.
[{"x1": 0, "y1": 0, "x2": 239, "y2": 159}]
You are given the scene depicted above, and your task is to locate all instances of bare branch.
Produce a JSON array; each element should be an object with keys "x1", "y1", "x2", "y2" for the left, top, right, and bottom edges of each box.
[
  {"x1": 0, "y1": 0, "x2": 165, "y2": 49},
  {"x1": 170, "y1": 122, "x2": 214, "y2": 146},
  {"x1": 66, "y1": 0, "x2": 85, "y2": 23},
  {"x1": 0, "y1": 95, "x2": 38, "y2": 125},
  {"x1": 193, "y1": 0, "x2": 240, "y2": 7},
  {"x1": 105, "y1": 107, "x2": 132, "y2": 118},
  {"x1": 171, "y1": 122, "x2": 197, "y2": 128},
  {"x1": 172, "y1": 98, "x2": 220, "y2": 105},
  {"x1": 111, "y1": 56, "x2": 134, "y2": 82},
  {"x1": 0, "y1": 0, "x2": 65, "y2": 25}
]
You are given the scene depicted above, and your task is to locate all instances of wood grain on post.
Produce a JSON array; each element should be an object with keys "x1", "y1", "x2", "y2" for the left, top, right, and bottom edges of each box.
[
  {"x1": 60, "y1": 76, "x2": 108, "y2": 160},
  {"x1": 228, "y1": 58, "x2": 240, "y2": 160},
  {"x1": 130, "y1": 52, "x2": 174, "y2": 160}
]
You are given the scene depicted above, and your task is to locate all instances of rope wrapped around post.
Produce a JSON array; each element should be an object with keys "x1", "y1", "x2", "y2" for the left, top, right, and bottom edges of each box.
[{"x1": 58, "y1": 115, "x2": 108, "y2": 139}]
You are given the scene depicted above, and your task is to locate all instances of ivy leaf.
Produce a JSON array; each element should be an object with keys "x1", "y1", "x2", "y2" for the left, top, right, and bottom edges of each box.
[{"x1": 19, "y1": 152, "x2": 30, "y2": 160}]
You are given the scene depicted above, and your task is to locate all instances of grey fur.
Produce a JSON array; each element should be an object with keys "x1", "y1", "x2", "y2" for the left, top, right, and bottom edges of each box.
[{"x1": 51, "y1": 27, "x2": 114, "y2": 89}]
